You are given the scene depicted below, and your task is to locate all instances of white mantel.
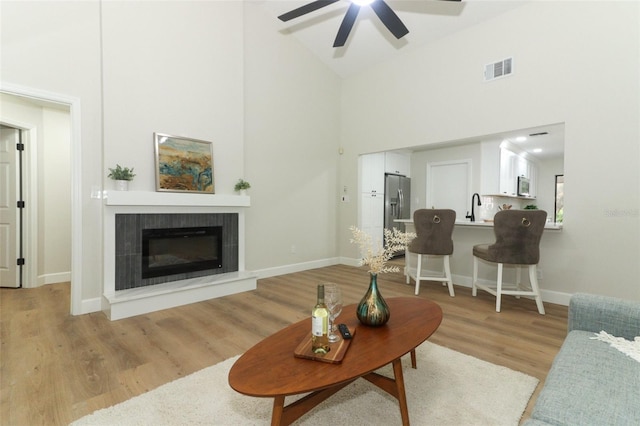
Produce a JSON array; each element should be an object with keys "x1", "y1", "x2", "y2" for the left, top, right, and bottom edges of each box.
[
  {"x1": 102, "y1": 191, "x2": 256, "y2": 320},
  {"x1": 105, "y1": 190, "x2": 250, "y2": 207}
]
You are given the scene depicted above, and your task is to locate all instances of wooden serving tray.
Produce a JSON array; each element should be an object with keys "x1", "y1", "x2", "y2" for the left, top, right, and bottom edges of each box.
[{"x1": 293, "y1": 327, "x2": 356, "y2": 364}]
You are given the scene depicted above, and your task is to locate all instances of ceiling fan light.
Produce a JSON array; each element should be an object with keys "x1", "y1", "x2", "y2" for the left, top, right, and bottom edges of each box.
[{"x1": 352, "y1": 0, "x2": 375, "y2": 5}]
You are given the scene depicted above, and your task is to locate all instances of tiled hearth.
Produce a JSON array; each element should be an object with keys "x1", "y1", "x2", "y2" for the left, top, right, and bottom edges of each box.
[{"x1": 103, "y1": 191, "x2": 257, "y2": 320}]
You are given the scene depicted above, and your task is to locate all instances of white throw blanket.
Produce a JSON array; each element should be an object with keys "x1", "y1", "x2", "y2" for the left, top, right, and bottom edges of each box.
[{"x1": 591, "y1": 331, "x2": 640, "y2": 363}]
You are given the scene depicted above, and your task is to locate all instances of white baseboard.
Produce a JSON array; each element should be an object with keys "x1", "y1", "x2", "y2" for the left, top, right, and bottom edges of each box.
[
  {"x1": 539, "y1": 289, "x2": 572, "y2": 306},
  {"x1": 38, "y1": 271, "x2": 71, "y2": 286},
  {"x1": 449, "y1": 272, "x2": 571, "y2": 306},
  {"x1": 339, "y1": 257, "x2": 362, "y2": 268},
  {"x1": 77, "y1": 259, "x2": 572, "y2": 316},
  {"x1": 81, "y1": 297, "x2": 102, "y2": 314},
  {"x1": 377, "y1": 265, "x2": 572, "y2": 307},
  {"x1": 254, "y1": 257, "x2": 342, "y2": 279}
]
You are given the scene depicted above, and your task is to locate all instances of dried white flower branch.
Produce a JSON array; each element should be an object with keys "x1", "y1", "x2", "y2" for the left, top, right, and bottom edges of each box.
[{"x1": 349, "y1": 226, "x2": 416, "y2": 275}]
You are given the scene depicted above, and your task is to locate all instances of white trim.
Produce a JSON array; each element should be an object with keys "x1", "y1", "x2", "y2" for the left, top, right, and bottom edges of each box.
[
  {"x1": 450, "y1": 273, "x2": 570, "y2": 306},
  {"x1": 37, "y1": 272, "x2": 71, "y2": 286},
  {"x1": 82, "y1": 297, "x2": 102, "y2": 315},
  {"x1": 25, "y1": 128, "x2": 38, "y2": 289},
  {"x1": 104, "y1": 191, "x2": 250, "y2": 207},
  {"x1": 0, "y1": 117, "x2": 38, "y2": 289},
  {"x1": 539, "y1": 289, "x2": 571, "y2": 307},
  {"x1": 254, "y1": 257, "x2": 341, "y2": 279},
  {"x1": 339, "y1": 257, "x2": 362, "y2": 268},
  {"x1": 0, "y1": 82, "x2": 83, "y2": 315},
  {"x1": 290, "y1": 258, "x2": 573, "y2": 307}
]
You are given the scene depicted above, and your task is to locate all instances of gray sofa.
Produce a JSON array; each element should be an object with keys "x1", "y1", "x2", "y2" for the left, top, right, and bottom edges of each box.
[{"x1": 525, "y1": 293, "x2": 640, "y2": 426}]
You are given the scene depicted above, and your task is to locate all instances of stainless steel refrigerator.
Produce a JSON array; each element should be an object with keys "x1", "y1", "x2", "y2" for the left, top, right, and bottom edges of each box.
[{"x1": 384, "y1": 173, "x2": 411, "y2": 234}]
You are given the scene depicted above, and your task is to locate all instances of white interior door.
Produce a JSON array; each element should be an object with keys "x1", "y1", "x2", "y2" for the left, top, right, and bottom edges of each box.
[
  {"x1": 0, "y1": 126, "x2": 19, "y2": 288},
  {"x1": 426, "y1": 160, "x2": 471, "y2": 221}
]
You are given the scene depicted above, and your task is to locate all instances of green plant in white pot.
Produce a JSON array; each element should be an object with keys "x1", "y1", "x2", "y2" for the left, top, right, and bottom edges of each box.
[
  {"x1": 108, "y1": 164, "x2": 136, "y2": 191},
  {"x1": 234, "y1": 179, "x2": 251, "y2": 195}
]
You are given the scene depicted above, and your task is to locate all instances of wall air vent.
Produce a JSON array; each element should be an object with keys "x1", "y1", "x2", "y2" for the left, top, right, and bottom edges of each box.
[{"x1": 484, "y1": 57, "x2": 513, "y2": 81}]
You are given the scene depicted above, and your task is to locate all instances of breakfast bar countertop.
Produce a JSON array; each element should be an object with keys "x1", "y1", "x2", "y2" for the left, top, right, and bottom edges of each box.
[{"x1": 395, "y1": 218, "x2": 563, "y2": 231}]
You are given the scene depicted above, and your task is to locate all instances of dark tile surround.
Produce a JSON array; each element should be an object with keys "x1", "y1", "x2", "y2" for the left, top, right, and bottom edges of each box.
[{"x1": 115, "y1": 213, "x2": 239, "y2": 290}]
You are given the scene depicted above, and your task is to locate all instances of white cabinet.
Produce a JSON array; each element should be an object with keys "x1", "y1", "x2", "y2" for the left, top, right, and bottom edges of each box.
[
  {"x1": 482, "y1": 146, "x2": 539, "y2": 198},
  {"x1": 499, "y1": 148, "x2": 518, "y2": 196},
  {"x1": 359, "y1": 153, "x2": 385, "y2": 193},
  {"x1": 527, "y1": 160, "x2": 538, "y2": 198},
  {"x1": 516, "y1": 155, "x2": 528, "y2": 179},
  {"x1": 358, "y1": 151, "x2": 411, "y2": 247},
  {"x1": 480, "y1": 141, "x2": 501, "y2": 195},
  {"x1": 385, "y1": 152, "x2": 410, "y2": 176},
  {"x1": 359, "y1": 153, "x2": 386, "y2": 247},
  {"x1": 360, "y1": 192, "x2": 384, "y2": 246}
]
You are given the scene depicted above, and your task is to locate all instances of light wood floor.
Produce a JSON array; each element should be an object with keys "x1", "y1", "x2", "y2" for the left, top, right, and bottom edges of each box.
[{"x1": 1, "y1": 264, "x2": 568, "y2": 425}]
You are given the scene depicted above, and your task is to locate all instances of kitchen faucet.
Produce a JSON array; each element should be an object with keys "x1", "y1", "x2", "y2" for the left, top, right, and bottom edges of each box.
[{"x1": 466, "y1": 193, "x2": 482, "y2": 222}]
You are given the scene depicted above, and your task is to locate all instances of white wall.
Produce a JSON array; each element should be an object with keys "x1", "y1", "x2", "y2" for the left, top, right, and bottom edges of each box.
[
  {"x1": 243, "y1": 2, "x2": 341, "y2": 274},
  {"x1": 1, "y1": 1, "x2": 103, "y2": 305},
  {"x1": 339, "y1": 2, "x2": 640, "y2": 301},
  {"x1": 40, "y1": 107, "x2": 71, "y2": 284},
  {"x1": 101, "y1": 1, "x2": 245, "y2": 194}
]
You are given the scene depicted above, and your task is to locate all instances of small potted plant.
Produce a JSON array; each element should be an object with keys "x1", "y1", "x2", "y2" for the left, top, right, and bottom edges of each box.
[
  {"x1": 108, "y1": 164, "x2": 136, "y2": 191},
  {"x1": 234, "y1": 179, "x2": 251, "y2": 195}
]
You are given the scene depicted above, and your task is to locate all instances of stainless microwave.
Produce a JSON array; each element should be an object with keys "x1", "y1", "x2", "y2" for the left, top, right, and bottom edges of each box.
[{"x1": 517, "y1": 176, "x2": 530, "y2": 196}]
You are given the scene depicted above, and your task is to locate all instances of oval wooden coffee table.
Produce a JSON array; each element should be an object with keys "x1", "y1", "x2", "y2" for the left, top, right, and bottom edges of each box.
[{"x1": 228, "y1": 297, "x2": 443, "y2": 425}]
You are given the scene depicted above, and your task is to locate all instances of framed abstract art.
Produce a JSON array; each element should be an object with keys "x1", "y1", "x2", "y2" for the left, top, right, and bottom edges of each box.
[{"x1": 154, "y1": 132, "x2": 214, "y2": 193}]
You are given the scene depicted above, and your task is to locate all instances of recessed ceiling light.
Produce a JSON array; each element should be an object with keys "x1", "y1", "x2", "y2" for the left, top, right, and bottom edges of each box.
[
  {"x1": 352, "y1": 0, "x2": 375, "y2": 5},
  {"x1": 515, "y1": 136, "x2": 527, "y2": 142},
  {"x1": 533, "y1": 148, "x2": 542, "y2": 153}
]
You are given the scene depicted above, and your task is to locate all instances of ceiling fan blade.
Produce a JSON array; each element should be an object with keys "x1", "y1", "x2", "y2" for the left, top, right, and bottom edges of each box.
[
  {"x1": 278, "y1": 0, "x2": 340, "y2": 22},
  {"x1": 333, "y1": 3, "x2": 360, "y2": 47},
  {"x1": 370, "y1": 0, "x2": 409, "y2": 40}
]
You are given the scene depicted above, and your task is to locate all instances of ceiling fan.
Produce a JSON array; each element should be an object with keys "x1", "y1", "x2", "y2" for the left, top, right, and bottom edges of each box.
[{"x1": 278, "y1": 0, "x2": 462, "y2": 48}]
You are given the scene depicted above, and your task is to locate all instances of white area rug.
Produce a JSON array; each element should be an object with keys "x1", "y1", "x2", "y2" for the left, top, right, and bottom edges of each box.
[{"x1": 71, "y1": 342, "x2": 538, "y2": 426}]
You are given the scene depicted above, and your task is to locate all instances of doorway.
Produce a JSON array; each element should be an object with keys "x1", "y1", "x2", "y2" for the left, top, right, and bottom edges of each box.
[
  {"x1": 0, "y1": 87, "x2": 76, "y2": 312},
  {"x1": 426, "y1": 159, "x2": 472, "y2": 221},
  {"x1": 0, "y1": 125, "x2": 22, "y2": 287}
]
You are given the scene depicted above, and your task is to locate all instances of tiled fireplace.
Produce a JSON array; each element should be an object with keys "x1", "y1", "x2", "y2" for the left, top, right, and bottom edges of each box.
[
  {"x1": 103, "y1": 191, "x2": 256, "y2": 320},
  {"x1": 115, "y1": 213, "x2": 238, "y2": 289}
]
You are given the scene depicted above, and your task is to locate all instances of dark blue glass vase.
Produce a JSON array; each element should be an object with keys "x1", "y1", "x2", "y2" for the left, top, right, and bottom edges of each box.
[{"x1": 356, "y1": 273, "x2": 390, "y2": 326}]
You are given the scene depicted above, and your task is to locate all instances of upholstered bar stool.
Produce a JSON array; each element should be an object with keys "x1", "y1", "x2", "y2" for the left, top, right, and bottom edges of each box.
[
  {"x1": 472, "y1": 209, "x2": 547, "y2": 314},
  {"x1": 406, "y1": 209, "x2": 456, "y2": 296}
]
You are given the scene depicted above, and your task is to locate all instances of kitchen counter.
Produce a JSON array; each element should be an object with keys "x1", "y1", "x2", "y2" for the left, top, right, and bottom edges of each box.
[{"x1": 395, "y1": 219, "x2": 563, "y2": 231}]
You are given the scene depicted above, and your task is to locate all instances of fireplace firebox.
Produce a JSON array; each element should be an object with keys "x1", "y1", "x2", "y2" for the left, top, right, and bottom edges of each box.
[{"x1": 142, "y1": 226, "x2": 222, "y2": 279}]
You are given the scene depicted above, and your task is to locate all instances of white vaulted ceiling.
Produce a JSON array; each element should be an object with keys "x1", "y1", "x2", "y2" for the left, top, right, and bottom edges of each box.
[{"x1": 260, "y1": 0, "x2": 530, "y2": 78}]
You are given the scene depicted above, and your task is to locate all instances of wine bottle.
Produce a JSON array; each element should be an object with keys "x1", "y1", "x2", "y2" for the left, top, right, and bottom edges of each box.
[{"x1": 311, "y1": 284, "x2": 330, "y2": 354}]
